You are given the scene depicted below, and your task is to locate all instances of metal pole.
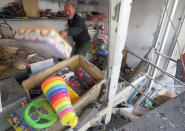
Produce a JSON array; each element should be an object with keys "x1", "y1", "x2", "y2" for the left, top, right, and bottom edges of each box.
[
  {"x1": 154, "y1": 50, "x2": 177, "y2": 63},
  {"x1": 124, "y1": 49, "x2": 185, "y2": 86},
  {"x1": 140, "y1": 72, "x2": 166, "y2": 87}
]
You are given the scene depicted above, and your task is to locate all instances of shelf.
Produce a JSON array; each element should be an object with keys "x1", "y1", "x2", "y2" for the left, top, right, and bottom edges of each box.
[
  {"x1": 0, "y1": 17, "x2": 67, "y2": 21},
  {"x1": 0, "y1": 17, "x2": 99, "y2": 22}
]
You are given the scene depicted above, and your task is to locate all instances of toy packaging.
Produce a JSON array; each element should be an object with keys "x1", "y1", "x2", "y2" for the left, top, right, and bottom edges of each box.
[
  {"x1": 51, "y1": 66, "x2": 76, "y2": 82},
  {"x1": 15, "y1": 27, "x2": 72, "y2": 59},
  {"x1": 67, "y1": 77, "x2": 86, "y2": 96},
  {"x1": 29, "y1": 86, "x2": 43, "y2": 99},
  {"x1": 75, "y1": 67, "x2": 96, "y2": 89},
  {"x1": 8, "y1": 106, "x2": 50, "y2": 131},
  {"x1": 50, "y1": 66, "x2": 97, "y2": 97},
  {"x1": 8, "y1": 109, "x2": 35, "y2": 131},
  {"x1": 20, "y1": 99, "x2": 31, "y2": 107},
  {"x1": 51, "y1": 67, "x2": 81, "y2": 103}
]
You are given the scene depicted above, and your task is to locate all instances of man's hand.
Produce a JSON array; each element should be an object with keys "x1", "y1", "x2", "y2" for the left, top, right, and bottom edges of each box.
[{"x1": 60, "y1": 30, "x2": 68, "y2": 38}]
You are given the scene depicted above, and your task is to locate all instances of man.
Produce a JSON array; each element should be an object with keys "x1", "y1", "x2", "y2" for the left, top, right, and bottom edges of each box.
[{"x1": 60, "y1": 2, "x2": 91, "y2": 57}]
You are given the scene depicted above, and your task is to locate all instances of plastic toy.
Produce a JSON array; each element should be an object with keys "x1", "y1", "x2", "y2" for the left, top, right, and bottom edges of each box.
[
  {"x1": 67, "y1": 78, "x2": 86, "y2": 96},
  {"x1": 97, "y1": 34, "x2": 108, "y2": 40},
  {"x1": 76, "y1": 67, "x2": 96, "y2": 88},
  {"x1": 89, "y1": 13, "x2": 106, "y2": 22},
  {"x1": 24, "y1": 98, "x2": 57, "y2": 129},
  {"x1": 41, "y1": 76, "x2": 78, "y2": 127},
  {"x1": 8, "y1": 112, "x2": 34, "y2": 131},
  {"x1": 97, "y1": 50, "x2": 107, "y2": 56},
  {"x1": 90, "y1": 33, "x2": 108, "y2": 56},
  {"x1": 51, "y1": 69, "x2": 81, "y2": 104},
  {"x1": 51, "y1": 66, "x2": 76, "y2": 82},
  {"x1": 42, "y1": 80, "x2": 66, "y2": 95},
  {"x1": 20, "y1": 99, "x2": 31, "y2": 107},
  {"x1": 144, "y1": 101, "x2": 155, "y2": 110}
]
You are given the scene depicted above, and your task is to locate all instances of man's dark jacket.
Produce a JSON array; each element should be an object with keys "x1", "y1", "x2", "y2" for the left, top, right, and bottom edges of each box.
[{"x1": 67, "y1": 13, "x2": 90, "y2": 48}]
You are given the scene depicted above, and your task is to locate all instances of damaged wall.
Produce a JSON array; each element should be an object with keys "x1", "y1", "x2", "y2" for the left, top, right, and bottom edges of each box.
[
  {"x1": 125, "y1": 0, "x2": 163, "y2": 68},
  {"x1": 125, "y1": 0, "x2": 185, "y2": 75}
]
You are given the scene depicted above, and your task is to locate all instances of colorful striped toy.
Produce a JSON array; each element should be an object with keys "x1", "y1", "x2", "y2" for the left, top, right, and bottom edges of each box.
[{"x1": 41, "y1": 76, "x2": 78, "y2": 127}]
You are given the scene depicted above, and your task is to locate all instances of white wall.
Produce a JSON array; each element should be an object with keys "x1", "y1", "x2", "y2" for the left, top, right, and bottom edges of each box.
[
  {"x1": 125, "y1": 0, "x2": 163, "y2": 68},
  {"x1": 125, "y1": 0, "x2": 185, "y2": 71},
  {"x1": 0, "y1": 0, "x2": 64, "y2": 12},
  {"x1": 38, "y1": 0, "x2": 63, "y2": 12},
  {"x1": 0, "y1": 0, "x2": 17, "y2": 10},
  {"x1": 0, "y1": 19, "x2": 67, "y2": 32}
]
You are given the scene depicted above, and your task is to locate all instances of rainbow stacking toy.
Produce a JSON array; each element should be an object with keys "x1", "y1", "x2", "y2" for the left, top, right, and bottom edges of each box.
[{"x1": 41, "y1": 76, "x2": 78, "y2": 127}]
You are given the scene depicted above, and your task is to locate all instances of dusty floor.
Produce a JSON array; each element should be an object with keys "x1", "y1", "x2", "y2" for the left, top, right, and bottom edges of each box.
[
  {"x1": 120, "y1": 91, "x2": 185, "y2": 131},
  {"x1": 87, "y1": 114, "x2": 130, "y2": 131}
]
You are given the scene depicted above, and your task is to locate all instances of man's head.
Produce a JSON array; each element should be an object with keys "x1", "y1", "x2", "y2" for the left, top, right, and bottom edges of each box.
[{"x1": 64, "y1": 2, "x2": 76, "y2": 20}]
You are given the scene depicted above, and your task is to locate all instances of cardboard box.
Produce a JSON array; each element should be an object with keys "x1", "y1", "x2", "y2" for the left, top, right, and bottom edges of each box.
[
  {"x1": 22, "y1": 0, "x2": 39, "y2": 17},
  {"x1": 22, "y1": 55, "x2": 105, "y2": 113},
  {"x1": 132, "y1": 106, "x2": 150, "y2": 117},
  {"x1": 153, "y1": 90, "x2": 177, "y2": 106},
  {"x1": 15, "y1": 27, "x2": 72, "y2": 59}
]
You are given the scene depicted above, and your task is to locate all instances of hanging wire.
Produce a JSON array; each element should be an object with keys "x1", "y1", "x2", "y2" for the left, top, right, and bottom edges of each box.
[
  {"x1": 163, "y1": 0, "x2": 185, "y2": 74},
  {"x1": 0, "y1": 16, "x2": 16, "y2": 38}
]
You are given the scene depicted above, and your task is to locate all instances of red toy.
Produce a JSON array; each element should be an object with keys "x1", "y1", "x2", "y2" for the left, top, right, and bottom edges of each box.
[{"x1": 75, "y1": 67, "x2": 96, "y2": 88}]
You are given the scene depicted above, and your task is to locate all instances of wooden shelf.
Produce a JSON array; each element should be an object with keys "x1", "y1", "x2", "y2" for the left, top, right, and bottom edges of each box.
[{"x1": 0, "y1": 17, "x2": 67, "y2": 21}]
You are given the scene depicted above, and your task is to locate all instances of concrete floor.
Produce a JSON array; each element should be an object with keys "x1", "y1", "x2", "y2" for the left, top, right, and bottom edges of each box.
[
  {"x1": 0, "y1": 98, "x2": 25, "y2": 131},
  {"x1": 120, "y1": 91, "x2": 185, "y2": 131}
]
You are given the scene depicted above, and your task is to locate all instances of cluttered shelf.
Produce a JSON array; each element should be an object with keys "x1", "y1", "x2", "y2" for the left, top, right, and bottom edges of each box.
[
  {"x1": 0, "y1": 17, "x2": 67, "y2": 21},
  {"x1": 0, "y1": 17, "x2": 107, "y2": 22},
  {"x1": 0, "y1": 1, "x2": 107, "y2": 24},
  {"x1": 0, "y1": 1, "x2": 107, "y2": 21}
]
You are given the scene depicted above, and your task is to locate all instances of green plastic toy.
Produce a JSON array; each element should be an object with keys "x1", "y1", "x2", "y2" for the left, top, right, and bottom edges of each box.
[
  {"x1": 24, "y1": 98, "x2": 57, "y2": 129},
  {"x1": 144, "y1": 101, "x2": 155, "y2": 110}
]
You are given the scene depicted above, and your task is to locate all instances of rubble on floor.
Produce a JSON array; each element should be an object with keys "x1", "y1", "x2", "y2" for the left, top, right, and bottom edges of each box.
[{"x1": 120, "y1": 91, "x2": 185, "y2": 131}]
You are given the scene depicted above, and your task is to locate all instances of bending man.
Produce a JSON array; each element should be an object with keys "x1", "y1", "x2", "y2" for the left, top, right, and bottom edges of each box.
[{"x1": 60, "y1": 2, "x2": 91, "y2": 57}]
